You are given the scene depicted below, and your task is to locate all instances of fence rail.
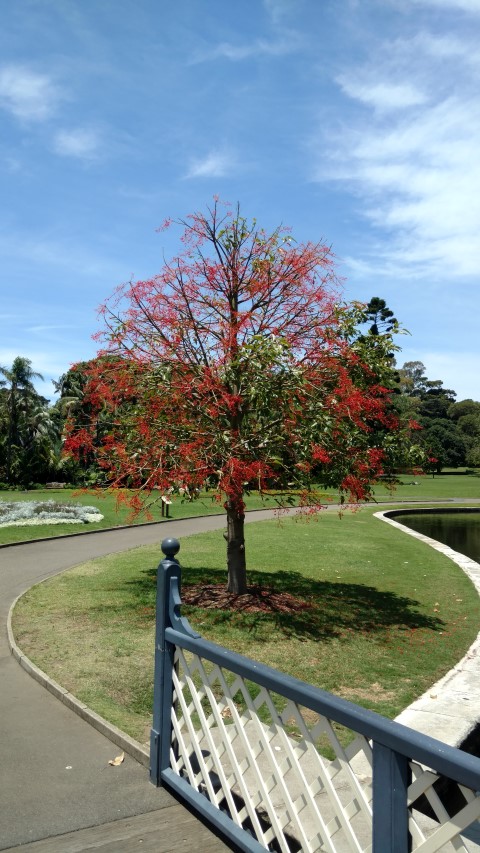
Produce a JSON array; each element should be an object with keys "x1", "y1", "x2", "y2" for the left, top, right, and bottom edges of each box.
[{"x1": 150, "y1": 538, "x2": 480, "y2": 853}]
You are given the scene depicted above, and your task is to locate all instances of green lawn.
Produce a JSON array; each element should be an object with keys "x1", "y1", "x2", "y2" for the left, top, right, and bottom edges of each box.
[
  {"x1": 1, "y1": 470, "x2": 479, "y2": 545},
  {"x1": 0, "y1": 488, "x2": 226, "y2": 544},
  {"x1": 371, "y1": 471, "x2": 480, "y2": 501},
  {"x1": 12, "y1": 506, "x2": 480, "y2": 746}
]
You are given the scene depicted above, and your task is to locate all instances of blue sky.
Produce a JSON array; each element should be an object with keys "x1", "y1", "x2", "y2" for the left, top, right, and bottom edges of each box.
[{"x1": 1, "y1": 0, "x2": 479, "y2": 402}]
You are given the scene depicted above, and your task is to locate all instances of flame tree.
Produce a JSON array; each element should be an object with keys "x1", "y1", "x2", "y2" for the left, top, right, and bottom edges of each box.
[{"x1": 65, "y1": 202, "x2": 402, "y2": 593}]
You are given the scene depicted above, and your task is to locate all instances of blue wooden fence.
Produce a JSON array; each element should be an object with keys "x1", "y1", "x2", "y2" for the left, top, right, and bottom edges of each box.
[{"x1": 150, "y1": 538, "x2": 480, "y2": 853}]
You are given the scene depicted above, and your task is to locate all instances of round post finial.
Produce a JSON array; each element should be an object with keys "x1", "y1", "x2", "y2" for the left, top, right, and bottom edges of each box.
[{"x1": 161, "y1": 537, "x2": 180, "y2": 558}]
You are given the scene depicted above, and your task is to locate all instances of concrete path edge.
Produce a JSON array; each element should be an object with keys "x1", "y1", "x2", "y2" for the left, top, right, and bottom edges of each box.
[
  {"x1": 6, "y1": 592, "x2": 150, "y2": 768},
  {"x1": 3, "y1": 508, "x2": 287, "y2": 777}
]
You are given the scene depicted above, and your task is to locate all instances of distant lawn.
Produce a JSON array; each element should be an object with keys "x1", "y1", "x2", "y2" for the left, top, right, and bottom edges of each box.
[
  {"x1": 1, "y1": 470, "x2": 479, "y2": 545},
  {"x1": 371, "y1": 470, "x2": 480, "y2": 502},
  {"x1": 0, "y1": 488, "x2": 226, "y2": 545},
  {"x1": 12, "y1": 507, "x2": 480, "y2": 746}
]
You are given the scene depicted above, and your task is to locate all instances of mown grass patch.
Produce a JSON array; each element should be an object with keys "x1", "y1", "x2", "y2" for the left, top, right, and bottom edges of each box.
[
  {"x1": 12, "y1": 507, "x2": 480, "y2": 745},
  {"x1": 0, "y1": 488, "x2": 227, "y2": 544}
]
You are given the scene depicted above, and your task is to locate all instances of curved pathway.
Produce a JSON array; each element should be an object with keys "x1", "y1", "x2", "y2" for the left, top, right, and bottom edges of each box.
[{"x1": 0, "y1": 510, "x2": 278, "y2": 851}]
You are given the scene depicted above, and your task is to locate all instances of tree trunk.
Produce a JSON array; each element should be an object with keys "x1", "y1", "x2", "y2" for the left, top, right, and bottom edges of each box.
[{"x1": 225, "y1": 503, "x2": 247, "y2": 594}]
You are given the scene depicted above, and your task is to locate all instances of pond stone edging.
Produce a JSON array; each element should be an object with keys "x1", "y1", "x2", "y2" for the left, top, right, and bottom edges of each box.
[{"x1": 375, "y1": 508, "x2": 480, "y2": 749}]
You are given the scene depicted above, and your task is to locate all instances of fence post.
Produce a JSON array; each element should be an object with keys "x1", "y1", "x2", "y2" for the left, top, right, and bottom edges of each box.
[
  {"x1": 372, "y1": 741, "x2": 411, "y2": 852},
  {"x1": 150, "y1": 537, "x2": 181, "y2": 786}
]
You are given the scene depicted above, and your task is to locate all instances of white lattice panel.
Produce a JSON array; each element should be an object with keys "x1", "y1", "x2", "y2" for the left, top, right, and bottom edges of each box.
[{"x1": 169, "y1": 649, "x2": 480, "y2": 852}]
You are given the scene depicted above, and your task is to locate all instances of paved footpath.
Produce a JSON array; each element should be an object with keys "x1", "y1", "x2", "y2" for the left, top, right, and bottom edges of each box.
[{"x1": 0, "y1": 511, "x2": 278, "y2": 851}]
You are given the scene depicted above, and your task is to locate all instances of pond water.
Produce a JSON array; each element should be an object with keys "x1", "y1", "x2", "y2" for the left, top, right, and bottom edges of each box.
[{"x1": 393, "y1": 511, "x2": 480, "y2": 563}]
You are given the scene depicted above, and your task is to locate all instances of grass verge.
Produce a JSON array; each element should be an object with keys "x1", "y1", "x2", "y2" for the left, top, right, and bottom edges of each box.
[{"x1": 12, "y1": 506, "x2": 480, "y2": 746}]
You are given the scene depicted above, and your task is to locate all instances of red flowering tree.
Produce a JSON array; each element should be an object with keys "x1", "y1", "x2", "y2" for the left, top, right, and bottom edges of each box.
[{"x1": 65, "y1": 202, "x2": 401, "y2": 593}]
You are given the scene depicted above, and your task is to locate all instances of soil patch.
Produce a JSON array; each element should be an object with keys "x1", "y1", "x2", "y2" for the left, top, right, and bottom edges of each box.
[{"x1": 182, "y1": 583, "x2": 312, "y2": 615}]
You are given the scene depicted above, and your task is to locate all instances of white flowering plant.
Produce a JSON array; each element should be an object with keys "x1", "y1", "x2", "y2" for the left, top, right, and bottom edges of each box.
[{"x1": 0, "y1": 500, "x2": 104, "y2": 528}]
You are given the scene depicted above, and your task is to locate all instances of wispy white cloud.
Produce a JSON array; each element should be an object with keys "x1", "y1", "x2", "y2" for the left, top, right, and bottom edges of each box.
[
  {"x1": 0, "y1": 64, "x2": 61, "y2": 121},
  {"x1": 191, "y1": 30, "x2": 302, "y2": 63},
  {"x1": 184, "y1": 149, "x2": 236, "y2": 178},
  {"x1": 337, "y1": 78, "x2": 428, "y2": 113},
  {"x1": 27, "y1": 324, "x2": 79, "y2": 334},
  {"x1": 53, "y1": 127, "x2": 101, "y2": 160},
  {"x1": 0, "y1": 64, "x2": 104, "y2": 164},
  {"x1": 408, "y1": 0, "x2": 480, "y2": 12},
  {"x1": 0, "y1": 231, "x2": 123, "y2": 279},
  {"x1": 3, "y1": 156, "x2": 22, "y2": 173},
  {"x1": 413, "y1": 31, "x2": 479, "y2": 62},
  {"x1": 263, "y1": 0, "x2": 296, "y2": 24},
  {"x1": 316, "y1": 29, "x2": 480, "y2": 280}
]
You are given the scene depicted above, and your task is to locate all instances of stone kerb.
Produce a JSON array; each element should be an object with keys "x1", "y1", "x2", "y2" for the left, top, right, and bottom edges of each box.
[{"x1": 376, "y1": 508, "x2": 480, "y2": 748}]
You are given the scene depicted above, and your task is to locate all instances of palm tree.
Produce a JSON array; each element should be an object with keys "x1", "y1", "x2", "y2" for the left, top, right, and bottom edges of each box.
[{"x1": 0, "y1": 357, "x2": 56, "y2": 485}]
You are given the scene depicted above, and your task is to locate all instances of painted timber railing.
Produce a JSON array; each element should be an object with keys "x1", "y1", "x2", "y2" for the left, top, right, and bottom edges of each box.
[{"x1": 150, "y1": 538, "x2": 480, "y2": 852}]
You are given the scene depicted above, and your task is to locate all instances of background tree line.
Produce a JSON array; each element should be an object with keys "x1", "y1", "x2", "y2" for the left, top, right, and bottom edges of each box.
[
  {"x1": 393, "y1": 360, "x2": 480, "y2": 472},
  {"x1": 1, "y1": 343, "x2": 479, "y2": 490},
  {"x1": 0, "y1": 357, "x2": 88, "y2": 488}
]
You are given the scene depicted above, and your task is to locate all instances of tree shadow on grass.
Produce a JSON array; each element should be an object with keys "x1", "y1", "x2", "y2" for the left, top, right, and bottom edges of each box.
[{"x1": 124, "y1": 565, "x2": 445, "y2": 643}]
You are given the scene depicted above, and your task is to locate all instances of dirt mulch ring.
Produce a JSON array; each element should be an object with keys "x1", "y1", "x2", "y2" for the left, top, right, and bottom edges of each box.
[{"x1": 181, "y1": 583, "x2": 312, "y2": 614}]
